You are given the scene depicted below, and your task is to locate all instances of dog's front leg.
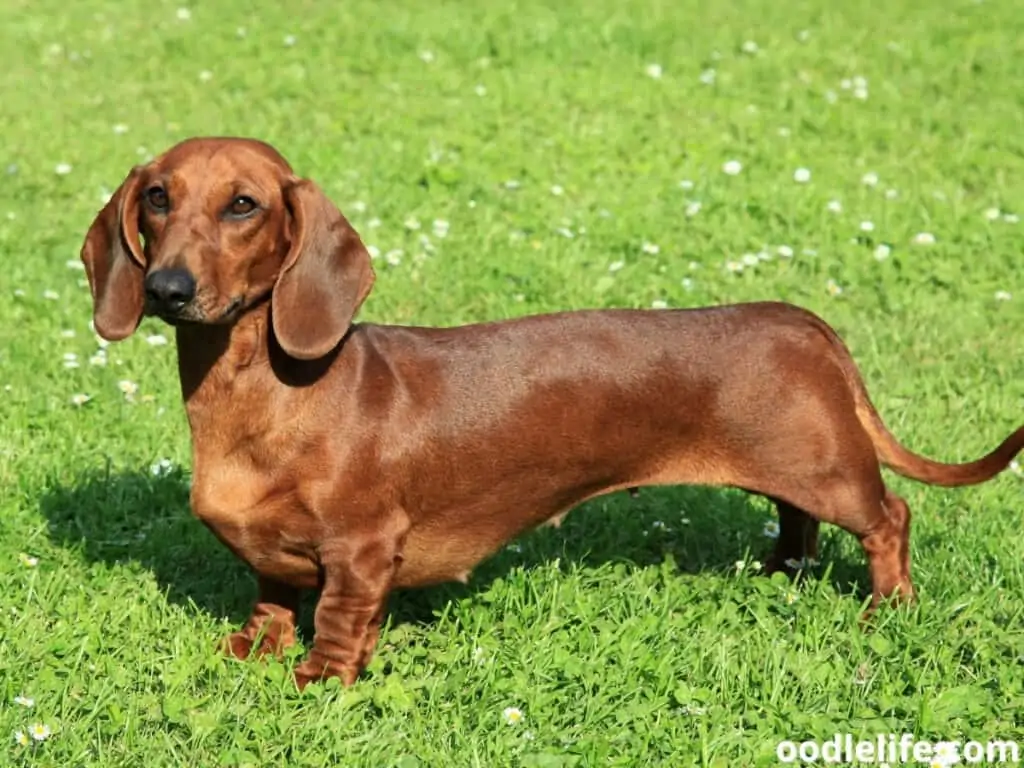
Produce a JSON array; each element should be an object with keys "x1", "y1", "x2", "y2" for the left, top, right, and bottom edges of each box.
[
  {"x1": 222, "y1": 575, "x2": 302, "y2": 660},
  {"x1": 293, "y1": 534, "x2": 400, "y2": 689}
]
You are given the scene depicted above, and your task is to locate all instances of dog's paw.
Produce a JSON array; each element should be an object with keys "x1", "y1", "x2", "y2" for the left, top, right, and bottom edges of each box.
[
  {"x1": 221, "y1": 630, "x2": 258, "y2": 660},
  {"x1": 221, "y1": 626, "x2": 296, "y2": 661},
  {"x1": 292, "y1": 660, "x2": 323, "y2": 690},
  {"x1": 293, "y1": 657, "x2": 359, "y2": 690}
]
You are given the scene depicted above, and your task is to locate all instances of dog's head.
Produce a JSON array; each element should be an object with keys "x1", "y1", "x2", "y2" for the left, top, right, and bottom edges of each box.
[{"x1": 80, "y1": 137, "x2": 375, "y2": 360}]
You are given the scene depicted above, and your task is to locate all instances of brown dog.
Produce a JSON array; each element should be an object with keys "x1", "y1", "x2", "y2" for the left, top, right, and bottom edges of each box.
[{"x1": 80, "y1": 137, "x2": 1024, "y2": 689}]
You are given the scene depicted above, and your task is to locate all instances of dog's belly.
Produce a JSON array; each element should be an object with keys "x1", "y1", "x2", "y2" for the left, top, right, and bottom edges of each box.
[
  {"x1": 389, "y1": 434, "x2": 742, "y2": 590},
  {"x1": 394, "y1": 522, "x2": 524, "y2": 588}
]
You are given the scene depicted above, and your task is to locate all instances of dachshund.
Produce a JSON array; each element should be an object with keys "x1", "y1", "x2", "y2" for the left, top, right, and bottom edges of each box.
[{"x1": 80, "y1": 136, "x2": 1024, "y2": 688}]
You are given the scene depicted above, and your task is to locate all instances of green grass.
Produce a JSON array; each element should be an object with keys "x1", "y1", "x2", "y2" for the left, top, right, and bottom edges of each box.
[{"x1": 2, "y1": 0, "x2": 1024, "y2": 765}]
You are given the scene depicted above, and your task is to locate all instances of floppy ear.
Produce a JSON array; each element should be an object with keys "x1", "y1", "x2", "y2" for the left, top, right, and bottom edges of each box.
[
  {"x1": 272, "y1": 179, "x2": 376, "y2": 360},
  {"x1": 80, "y1": 167, "x2": 146, "y2": 341}
]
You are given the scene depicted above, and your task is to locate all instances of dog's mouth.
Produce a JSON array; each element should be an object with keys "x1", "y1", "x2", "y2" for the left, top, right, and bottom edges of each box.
[
  {"x1": 145, "y1": 296, "x2": 246, "y2": 326},
  {"x1": 216, "y1": 296, "x2": 245, "y2": 323}
]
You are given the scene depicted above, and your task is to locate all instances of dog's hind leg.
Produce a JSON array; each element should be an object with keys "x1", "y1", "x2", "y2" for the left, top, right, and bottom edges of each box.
[
  {"x1": 765, "y1": 499, "x2": 821, "y2": 575},
  {"x1": 763, "y1": 473, "x2": 914, "y2": 609}
]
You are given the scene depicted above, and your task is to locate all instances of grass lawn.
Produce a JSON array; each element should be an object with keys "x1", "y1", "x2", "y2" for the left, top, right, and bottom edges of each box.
[{"x1": 2, "y1": 0, "x2": 1024, "y2": 765}]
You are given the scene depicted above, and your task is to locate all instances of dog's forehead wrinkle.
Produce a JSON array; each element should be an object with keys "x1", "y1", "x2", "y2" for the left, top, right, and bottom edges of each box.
[{"x1": 158, "y1": 159, "x2": 280, "y2": 209}]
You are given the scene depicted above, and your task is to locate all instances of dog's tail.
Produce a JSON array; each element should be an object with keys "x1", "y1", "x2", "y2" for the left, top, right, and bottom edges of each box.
[{"x1": 811, "y1": 313, "x2": 1024, "y2": 487}]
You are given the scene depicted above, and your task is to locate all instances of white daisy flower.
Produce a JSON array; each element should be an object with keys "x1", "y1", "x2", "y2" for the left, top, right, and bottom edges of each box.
[
  {"x1": 150, "y1": 458, "x2": 174, "y2": 477},
  {"x1": 722, "y1": 160, "x2": 743, "y2": 176}
]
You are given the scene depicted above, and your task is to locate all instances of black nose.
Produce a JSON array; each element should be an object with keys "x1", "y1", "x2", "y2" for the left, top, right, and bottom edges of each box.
[{"x1": 144, "y1": 268, "x2": 196, "y2": 312}]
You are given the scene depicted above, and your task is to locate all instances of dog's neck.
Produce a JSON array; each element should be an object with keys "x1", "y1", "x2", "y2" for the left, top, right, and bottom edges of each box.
[
  {"x1": 174, "y1": 302, "x2": 270, "y2": 406},
  {"x1": 173, "y1": 301, "x2": 351, "y2": 413}
]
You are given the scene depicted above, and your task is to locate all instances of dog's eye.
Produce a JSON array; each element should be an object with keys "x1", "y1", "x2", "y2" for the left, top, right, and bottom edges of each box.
[
  {"x1": 227, "y1": 196, "x2": 259, "y2": 218},
  {"x1": 145, "y1": 186, "x2": 169, "y2": 212}
]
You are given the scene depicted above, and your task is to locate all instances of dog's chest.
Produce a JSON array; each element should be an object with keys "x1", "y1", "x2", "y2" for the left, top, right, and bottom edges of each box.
[{"x1": 186, "y1": 415, "x2": 322, "y2": 587}]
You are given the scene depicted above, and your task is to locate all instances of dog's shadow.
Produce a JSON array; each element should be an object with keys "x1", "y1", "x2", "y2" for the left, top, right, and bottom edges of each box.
[{"x1": 38, "y1": 468, "x2": 869, "y2": 638}]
